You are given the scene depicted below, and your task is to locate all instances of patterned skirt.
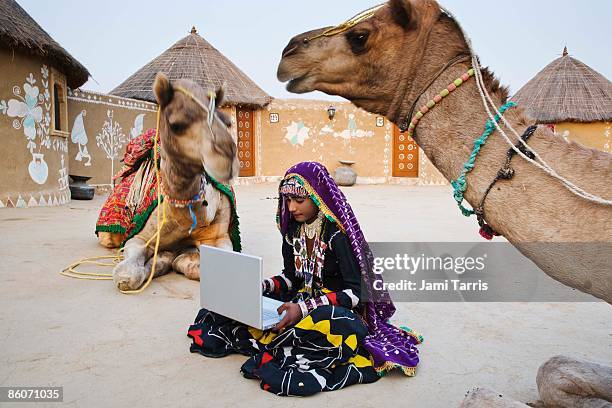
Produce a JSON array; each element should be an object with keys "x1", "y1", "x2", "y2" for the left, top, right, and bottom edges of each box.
[{"x1": 187, "y1": 304, "x2": 380, "y2": 396}]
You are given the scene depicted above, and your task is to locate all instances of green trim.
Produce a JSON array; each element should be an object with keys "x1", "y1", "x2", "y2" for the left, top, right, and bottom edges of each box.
[
  {"x1": 113, "y1": 171, "x2": 242, "y2": 252},
  {"x1": 400, "y1": 325, "x2": 425, "y2": 344},
  {"x1": 284, "y1": 173, "x2": 344, "y2": 231},
  {"x1": 121, "y1": 197, "x2": 160, "y2": 247},
  {"x1": 375, "y1": 362, "x2": 417, "y2": 377},
  {"x1": 95, "y1": 224, "x2": 127, "y2": 235},
  {"x1": 205, "y1": 173, "x2": 242, "y2": 252}
]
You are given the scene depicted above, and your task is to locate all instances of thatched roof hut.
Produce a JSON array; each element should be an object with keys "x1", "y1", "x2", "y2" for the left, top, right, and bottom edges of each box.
[
  {"x1": 111, "y1": 27, "x2": 272, "y2": 108},
  {"x1": 512, "y1": 47, "x2": 612, "y2": 123},
  {"x1": 0, "y1": 0, "x2": 90, "y2": 88}
]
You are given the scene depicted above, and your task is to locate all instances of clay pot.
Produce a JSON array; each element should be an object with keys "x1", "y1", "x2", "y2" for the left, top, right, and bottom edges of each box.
[
  {"x1": 69, "y1": 175, "x2": 95, "y2": 200},
  {"x1": 334, "y1": 160, "x2": 357, "y2": 186}
]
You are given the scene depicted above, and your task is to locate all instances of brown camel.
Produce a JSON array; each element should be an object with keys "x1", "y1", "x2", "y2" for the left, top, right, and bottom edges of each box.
[
  {"x1": 107, "y1": 73, "x2": 239, "y2": 291},
  {"x1": 277, "y1": 0, "x2": 612, "y2": 406}
]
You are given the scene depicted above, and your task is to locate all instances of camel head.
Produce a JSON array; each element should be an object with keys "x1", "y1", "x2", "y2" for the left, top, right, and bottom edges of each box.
[
  {"x1": 153, "y1": 73, "x2": 238, "y2": 183},
  {"x1": 277, "y1": 0, "x2": 470, "y2": 123}
]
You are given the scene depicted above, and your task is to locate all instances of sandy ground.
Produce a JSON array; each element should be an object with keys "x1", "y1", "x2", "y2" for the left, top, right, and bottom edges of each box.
[{"x1": 0, "y1": 184, "x2": 610, "y2": 407}]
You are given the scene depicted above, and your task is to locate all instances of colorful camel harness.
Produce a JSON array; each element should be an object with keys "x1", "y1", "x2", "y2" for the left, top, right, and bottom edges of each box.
[{"x1": 399, "y1": 68, "x2": 539, "y2": 240}]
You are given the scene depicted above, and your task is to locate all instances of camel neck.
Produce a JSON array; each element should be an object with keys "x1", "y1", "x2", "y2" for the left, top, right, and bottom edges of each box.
[
  {"x1": 160, "y1": 157, "x2": 203, "y2": 201},
  {"x1": 409, "y1": 63, "x2": 517, "y2": 210}
]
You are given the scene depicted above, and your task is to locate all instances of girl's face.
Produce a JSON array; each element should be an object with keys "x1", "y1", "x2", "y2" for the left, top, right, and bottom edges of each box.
[{"x1": 286, "y1": 196, "x2": 319, "y2": 223}]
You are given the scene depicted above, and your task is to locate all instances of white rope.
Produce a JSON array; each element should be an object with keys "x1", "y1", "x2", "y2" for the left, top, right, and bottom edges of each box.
[{"x1": 441, "y1": 7, "x2": 612, "y2": 206}]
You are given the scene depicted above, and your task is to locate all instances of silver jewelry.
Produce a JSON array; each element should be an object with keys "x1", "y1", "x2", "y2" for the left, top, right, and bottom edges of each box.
[{"x1": 304, "y1": 211, "x2": 324, "y2": 240}]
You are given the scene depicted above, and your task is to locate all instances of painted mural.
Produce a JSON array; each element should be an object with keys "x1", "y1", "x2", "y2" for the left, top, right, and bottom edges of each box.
[
  {"x1": 1, "y1": 65, "x2": 52, "y2": 185},
  {"x1": 284, "y1": 121, "x2": 310, "y2": 146},
  {"x1": 0, "y1": 53, "x2": 73, "y2": 208},
  {"x1": 67, "y1": 90, "x2": 157, "y2": 186},
  {"x1": 70, "y1": 110, "x2": 91, "y2": 166},
  {"x1": 260, "y1": 99, "x2": 447, "y2": 185},
  {"x1": 95, "y1": 109, "x2": 127, "y2": 184},
  {"x1": 130, "y1": 113, "x2": 146, "y2": 140}
]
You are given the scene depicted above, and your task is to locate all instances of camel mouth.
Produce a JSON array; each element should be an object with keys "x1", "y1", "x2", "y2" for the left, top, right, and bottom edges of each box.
[
  {"x1": 277, "y1": 60, "x2": 314, "y2": 93},
  {"x1": 277, "y1": 63, "x2": 298, "y2": 83},
  {"x1": 286, "y1": 74, "x2": 316, "y2": 94},
  {"x1": 286, "y1": 76, "x2": 306, "y2": 92}
]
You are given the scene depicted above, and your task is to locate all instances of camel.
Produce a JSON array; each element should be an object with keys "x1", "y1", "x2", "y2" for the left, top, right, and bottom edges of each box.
[
  {"x1": 277, "y1": 0, "x2": 612, "y2": 406},
  {"x1": 104, "y1": 73, "x2": 239, "y2": 291}
]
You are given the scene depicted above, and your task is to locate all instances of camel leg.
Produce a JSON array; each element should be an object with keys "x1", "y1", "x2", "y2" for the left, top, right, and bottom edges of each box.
[
  {"x1": 536, "y1": 355, "x2": 612, "y2": 408},
  {"x1": 173, "y1": 234, "x2": 233, "y2": 281},
  {"x1": 144, "y1": 251, "x2": 175, "y2": 279},
  {"x1": 113, "y1": 237, "x2": 150, "y2": 291},
  {"x1": 172, "y1": 246, "x2": 200, "y2": 281},
  {"x1": 459, "y1": 387, "x2": 529, "y2": 407}
]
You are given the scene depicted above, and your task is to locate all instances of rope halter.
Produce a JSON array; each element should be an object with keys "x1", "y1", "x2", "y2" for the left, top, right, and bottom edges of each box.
[{"x1": 303, "y1": 3, "x2": 385, "y2": 43}]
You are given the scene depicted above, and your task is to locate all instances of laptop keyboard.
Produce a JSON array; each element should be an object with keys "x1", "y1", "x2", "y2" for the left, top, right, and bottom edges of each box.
[
  {"x1": 262, "y1": 297, "x2": 285, "y2": 327},
  {"x1": 262, "y1": 308, "x2": 280, "y2": 321}
]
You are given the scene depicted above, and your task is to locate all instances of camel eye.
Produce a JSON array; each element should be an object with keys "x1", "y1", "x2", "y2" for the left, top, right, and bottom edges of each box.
[
  {"x1": 346, "y1": 31, "x2": 370, "y2": 54},
  {"x1": 169, "y1": 122, "x2": 188, "y2": 134}
]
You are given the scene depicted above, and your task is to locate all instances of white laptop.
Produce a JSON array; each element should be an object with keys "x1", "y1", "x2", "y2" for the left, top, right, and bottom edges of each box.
[{"x1": 200, "y1": 245, "x2": 286, "y2": 330}]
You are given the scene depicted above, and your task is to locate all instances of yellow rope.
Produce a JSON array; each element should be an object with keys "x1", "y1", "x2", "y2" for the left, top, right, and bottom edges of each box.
[
  {"x1": 303, "y1": 3, "x2": 385, "y2": 42},
  {"x1": 60, "y1": 107, "x2": 166, "y2": 294},
  {"x1": 60, "y1": 254, "x2": 120, "y2": 280}
]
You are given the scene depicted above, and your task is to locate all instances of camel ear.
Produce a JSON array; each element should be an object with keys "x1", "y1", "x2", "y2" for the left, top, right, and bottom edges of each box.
[
  {"x1": 215, "y1": 83, "x2": 226, "y2": 106},
  {"x1": 153, "y1": 72, "x2": 174, "y2": 107},
  {"x1": 389, "y1": 0, "x2": 412, "y2": 29}
]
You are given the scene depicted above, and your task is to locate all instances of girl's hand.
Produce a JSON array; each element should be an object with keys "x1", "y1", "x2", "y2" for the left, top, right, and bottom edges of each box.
[{"x1": 273, "y1": 302, "x2": 302, "y2": 332}]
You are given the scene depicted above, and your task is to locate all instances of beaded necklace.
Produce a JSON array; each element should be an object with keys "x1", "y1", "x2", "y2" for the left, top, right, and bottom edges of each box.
[
  {"x1": 404, "y1": 68, "x2": 475, "y2": 139},
  {"x1": 160, "y1": 175, "x2": 208, "y2": 235},
  {"x1": 304, "y1": 211, "x2": 324, "y2": 239},
  {"x1": 294, "y1": 220, "x2": 327, "y2": 296},
  {"x1": 160, "y1": 175, "x2": 208, "y2": 208}
]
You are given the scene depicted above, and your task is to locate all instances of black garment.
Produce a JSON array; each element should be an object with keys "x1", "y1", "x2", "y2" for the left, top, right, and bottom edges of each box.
[
  {"x1": 187, "y1": 219, "x2": 379, "y2": 396},
  {"x1": 268, "y1": 219, "x2": 363, "y2": 312},
  {"x1": 188, "y1": 305, "x2": 379, "y2": 396}
]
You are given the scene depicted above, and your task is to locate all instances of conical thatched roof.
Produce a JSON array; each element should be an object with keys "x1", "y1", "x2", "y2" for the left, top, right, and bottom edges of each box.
[
  {"x1": 110, "y1": 27, "x2": 272, "y2": 108},
  {"x1": 512, "y1": 47, "x2": 612, "y2": 123},
  {"x1": 0, "y1": 0, "x2": 90, "y2": 88}
]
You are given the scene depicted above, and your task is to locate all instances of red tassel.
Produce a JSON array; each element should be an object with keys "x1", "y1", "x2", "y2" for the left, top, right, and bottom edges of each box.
[
  {"x1": 479, "y1": 227, "x2": 493, "y2": 240},
  {"x1": 479, "y1": 224, "x2": 500, "y2": 240}
]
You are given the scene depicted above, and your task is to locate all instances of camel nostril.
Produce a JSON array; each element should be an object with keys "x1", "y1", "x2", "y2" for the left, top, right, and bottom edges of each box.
[
  {"x1": 282, "y1": 44, "x2": 298, "y2": 58},
  {"x1": 282, "y1": 37, "x2": 304, "y2": 58}
]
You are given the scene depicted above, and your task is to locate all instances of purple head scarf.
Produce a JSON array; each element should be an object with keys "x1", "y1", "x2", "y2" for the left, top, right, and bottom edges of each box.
[{"x1": 277, "y1": 161, "x2": 422, "y2": 376}]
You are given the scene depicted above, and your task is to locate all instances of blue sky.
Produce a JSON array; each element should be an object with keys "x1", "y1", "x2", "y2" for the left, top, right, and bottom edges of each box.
[{"x1": 18, "y1": 0, "x2": 612, "y2": 101}]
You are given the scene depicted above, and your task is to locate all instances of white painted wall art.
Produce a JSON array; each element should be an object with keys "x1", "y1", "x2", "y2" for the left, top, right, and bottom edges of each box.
[
  {"x1": 0, "y1": 65, "x2": 52, "y2": 184},
  {"x1": 70, "y1": 110, "x2": 92, "y2": 166},
  {"x1": 96, "y1": 109, "x2": 126, "y2": 184}
]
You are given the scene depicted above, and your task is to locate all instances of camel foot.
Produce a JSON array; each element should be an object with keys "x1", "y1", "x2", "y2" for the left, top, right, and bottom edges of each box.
[
  {"x1": 145, "y1": 251, "x2": 175, "y2": 278},
  {"x1": 173, "y1": 247, "x2": 200, "y2": 280},
  {"x1": 537, "y1": 355, "x2": 612, "y2": 408},
  {"x1": 113, "y1": 259, "x2": 147, "y2": 291}
]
